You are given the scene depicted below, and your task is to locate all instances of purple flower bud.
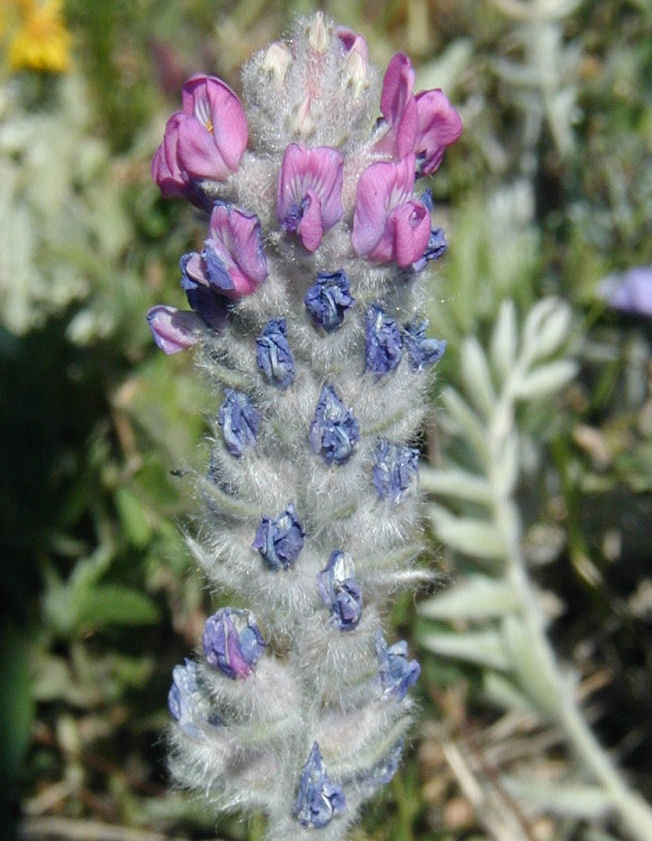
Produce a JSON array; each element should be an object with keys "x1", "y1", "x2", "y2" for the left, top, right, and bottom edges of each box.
[
  {"x1": 357, "y1": 740, "x2": 404, "y2": 787},
  {"x1": 179, "y1": 253, "x2": 229, "y2": 330},
  {"x1": 256, "y1": 318, "x2": 295, "y2": 389},
  {"x1": 295, "y1": 742, "x2": 346, "y2": 829},
  {"x1": 202, "y1": 607, "x2": 266, "y2": 679},
  {"x1": 316, "y1": 551, "x2": 362, "y2": 631},
  {"x1": 411, "y1": 227, "x2": 447, "y2": 272},
  {"x1": 253, "y1": 503, "x2": 305, "y2": 571},
  {"x1": 403, "y1": 317, "x2": 447, "y2": 371},
  {"x1": 372, "y1": 439, "x2": 419, "y2": 504},
  {"x1": 182, "y1": 203, "x2": 268, "y2": 300},
  {"x1": 374, "y1": 52, "x2": 417, "y2": 160},
  {"x1": 352, "y1": 156, "x2": 431, "y2": 268},
  {"x1": 414, "y1": 88, "x2": 463, "y2": 177},
  {"x1": 147, "y1": 305, "x2": 202, "y2": 354},
  {"x1": 364, "y1": 304, "x2": 403, "y2": 376},
  {"x1": 304, "y1": 270, "x2": 354, "y2": 332},
  {"x1": 168, "y1": 659, "x2": 220, "y2": 737},
  {"x1": 277, "y1": 144, "x2": 344, "y2": 252},
  {"x1": 309, "y1": 385, "x2": 360, "y2": 466},
  {"x1": 376, "y1": 633, "x2": 420, "y2": 700},
  {"x1": 336, "y1": 25, "x2": 368, "y2": 64},
  {"x1": 152, "y1": 75, "x2": 248, "y2": 198},
  {"x1": 218, "y1": 389, "x2": 261, "y2": 457}
]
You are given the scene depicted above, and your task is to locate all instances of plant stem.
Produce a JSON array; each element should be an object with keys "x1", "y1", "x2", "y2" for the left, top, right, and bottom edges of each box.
[{"x1": 488, "y1": 372, "x2": 652, "y2": 841}]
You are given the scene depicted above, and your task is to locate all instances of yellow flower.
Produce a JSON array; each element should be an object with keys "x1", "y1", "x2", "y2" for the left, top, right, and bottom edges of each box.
[{"x1": 8, "y1": 0, "x2": 71, "y2": 73}]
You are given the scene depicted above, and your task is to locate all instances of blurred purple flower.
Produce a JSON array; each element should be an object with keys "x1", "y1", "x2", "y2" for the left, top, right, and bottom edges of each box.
[
  {"x1": 277, "y1": 144, "x2": 344, "y2": 252},
  {"x1": 601, "y1": 267, "x2": 652, "y2": 318}
]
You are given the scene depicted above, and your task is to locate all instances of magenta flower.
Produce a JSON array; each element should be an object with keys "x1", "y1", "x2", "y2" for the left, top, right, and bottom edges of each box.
[
  {"x1": 152, "y1": 75, "x2": 248, "y2": 198},
  {"x1": 372, "y1": 53, "x2": 462, "y2": 175},
  {"x1": 336, "y1": 25, "x2": 368, "y2": 63},
  {"x1": 374, "y1": 53, "x2": 417, "y2": 160},
  {"x1": 277, "y1": 144, "x2": 344, "y2": 252},
  {"x1": 414, "y1": 89, "x2": 463, "y2": 176},
  {"x1": 182, "y1": 202, "x2": 268, "y2": 299},
  {"x1": 352, "y1": 155, "x2": 430, "y2": 267},
  {"x1": 147, "y1": 305, "x2": 202, "y2": 355}
]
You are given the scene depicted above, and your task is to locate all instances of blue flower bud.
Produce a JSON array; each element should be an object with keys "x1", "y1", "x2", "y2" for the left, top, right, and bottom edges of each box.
[
  {"x1": 179, "y1": 253, "x2": 228, "y2": 330},
  {"x1": 316, "y1": 551, "x2": 362, "y2": 631},
  {"x1": 376, "y1": 633, "x2": 420, "y2": 700},
  {"x1": 372, "y1": 438, "x2": 420, "y2": 504},
  {"x1": 364, "y1": 304, "x2": 403, "y2": 376},
  {"x1": 309, "y1": 385, "x2": 360, "y2": 466},
  {"x1": 168, "y1": 659, "x2": 220, "y2": 737},
  {"x1": 202, "y1": 607, "x2": 266, "y2": 679},
  {"x1": 295, "y1": 742, "x2": 346, "y2": 829},
  {"x1": 252, "y1": 503, "x2": 305, "y2": 571},
  {"x1": 304, "y1": 270, "x2": 355, "y2": 332},
  {"x1": 357, "y1": 740, "x2": 404, "y2": 787},
  {"x1": 403, "y1": 317, "x2": 447, "y2": 371},
  {"x1": 256, "y1": 318, "x2": 295, "y2": 389},
  {"x1": 218, "y1": 389, "x2": 261, "y2": 457},
  {"x1": 411, "y1": 227, "x2": 447, "y2": 272}
]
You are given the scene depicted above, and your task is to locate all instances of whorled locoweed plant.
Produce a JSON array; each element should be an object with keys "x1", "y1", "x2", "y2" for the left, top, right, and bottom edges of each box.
[{"x1": 147, "y1": 13, "x2": 461, "y2": 841}]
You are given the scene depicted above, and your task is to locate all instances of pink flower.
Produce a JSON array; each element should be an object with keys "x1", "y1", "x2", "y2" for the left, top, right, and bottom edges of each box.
[
  {"x1": 182, "y1": 202, "x2": 268, "y2": 299},
  {"x1": 373, "y1": 53, "x2": 462, "y2": 176},
  {"x1": 147, "y1": 305, "x2": 202, "y2": 354},
  {"x1": 277, "y1": 144, "x2": 344, "y2": 252},
  {"x1": 414, "y1": 89, "x2": 463, "y2": 176},
  {"x1": 152, "y1": 75, "x2": 248, "y2": 198},
  {"x1": 374, "y1": 53, "x2": 417, "y2": 160},
  {"x1": 352, "y1": 155, "x2": 431, "y2": 267},
  {"x1": 336, "y1": 25, "x2": 368, "y2": 64}
]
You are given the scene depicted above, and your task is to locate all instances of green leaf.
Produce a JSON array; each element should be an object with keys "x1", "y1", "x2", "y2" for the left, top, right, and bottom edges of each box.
[
  {"x1": 420, "y1": 466, "x2": 493, "y2": 505},
  {"x1": 430, "y1": 505, "x2": 505, "y2": 560},
  {"x1": 419, "y1": 628, "x2": 510, "y2": 671},
  {"x1": 73, "y1": 585, "x2": 160, "y2": 630},
  {"x1": 515, "y1": 360, "x2": 578, "y2": 400},
  {"x1": 502, "y1": 777, "x2": 611, "y2": 818},
  {"x1": 114, "y1": 486, "x2": 152, "y2": 548},
  {"x1": 419, "y1": 575, "x2": 518, "y2": 621}
]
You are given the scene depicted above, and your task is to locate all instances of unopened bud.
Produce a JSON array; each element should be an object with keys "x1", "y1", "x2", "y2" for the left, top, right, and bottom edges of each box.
[
  {"x1": 262, "y1": 41, "x2": 292, "y2": 83},
  {"x1": 308, "y1": 11, "x2": 329, "y2": 53},
  {"x1": 291, "y1": 95, "x2": 316, "y2": 138}
]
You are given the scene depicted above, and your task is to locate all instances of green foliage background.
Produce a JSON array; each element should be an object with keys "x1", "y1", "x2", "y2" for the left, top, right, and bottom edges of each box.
[{"x1": 1, "y1": 2, "x2": 650, "y2": 840}]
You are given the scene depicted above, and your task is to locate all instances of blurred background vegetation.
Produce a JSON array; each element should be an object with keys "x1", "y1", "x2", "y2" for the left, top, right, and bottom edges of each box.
[{"x1": 1, "y1": 1, "x2": 650, "y2": 840}]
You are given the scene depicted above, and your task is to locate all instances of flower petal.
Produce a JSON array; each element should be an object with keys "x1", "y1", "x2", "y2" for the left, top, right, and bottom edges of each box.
[{"x1": 147, "y1": 305, "x2": 201, "y2": 354}]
